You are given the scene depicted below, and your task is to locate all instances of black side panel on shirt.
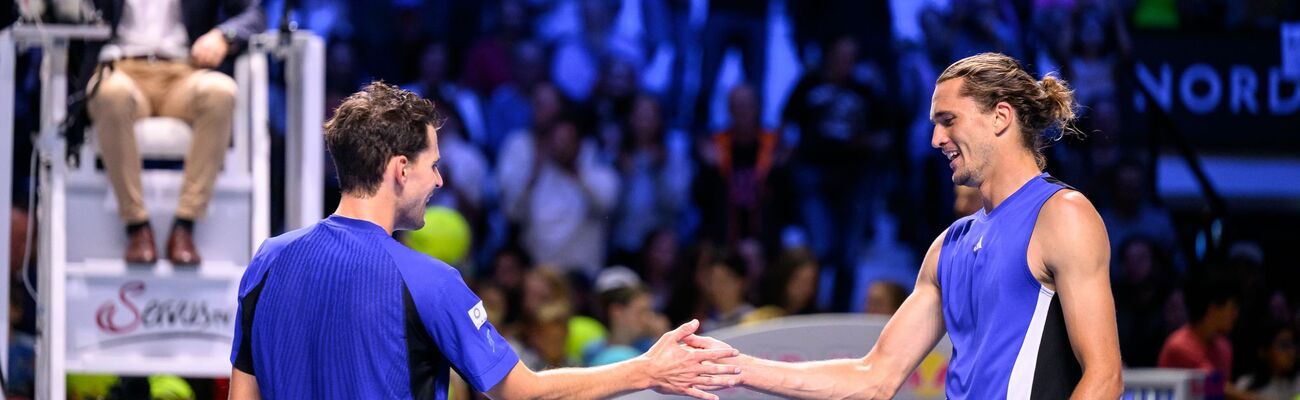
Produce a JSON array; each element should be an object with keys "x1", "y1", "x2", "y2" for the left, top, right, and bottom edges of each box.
[
  {"x1": 405, "y1": 283, "x2": 443, "y2": 400},
  {"x1": 234, "y1": 271, "x2": 271, "y2": 375},
  {"x1": 1042, "y1": 176, "x2": 1077, "y2": 192},
  {"x1": 1031, "y1": 295, "x2": 1083, "y2": 399}
]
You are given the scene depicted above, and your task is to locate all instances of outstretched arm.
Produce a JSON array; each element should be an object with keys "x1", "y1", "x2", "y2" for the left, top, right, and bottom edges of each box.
[
  {"x1": 486, "y1": 320, "x2": 740, "y2": 400},
  {"x1": 691, "y1": 231, "x2": 950, "y2": 399},
  {"x1": 1037, "y1": 192, "x2": 1123, "y2": 399}
]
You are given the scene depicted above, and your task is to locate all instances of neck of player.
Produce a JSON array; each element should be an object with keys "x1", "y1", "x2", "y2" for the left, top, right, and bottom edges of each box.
[
  {"x1": 977, "y1": 150, "x2": 1042, "y2": 213},
  {"x1": 335, "y1": 193, "x2": 398, "y2": 235}
]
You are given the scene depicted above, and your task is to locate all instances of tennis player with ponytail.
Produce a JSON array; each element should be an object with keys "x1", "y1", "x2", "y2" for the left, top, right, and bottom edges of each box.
[{"x1": 688, "y1": 52, "x2": 1123, "y2": 399}]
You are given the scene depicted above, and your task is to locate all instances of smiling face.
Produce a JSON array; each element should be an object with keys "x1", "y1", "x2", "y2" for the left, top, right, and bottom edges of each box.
[
  {"x1": 394, "y1": 125, "x2": 443, "y2": 231},
  {"x1": 930, "y1": 78, "x2": 1000, "y2": 187}
]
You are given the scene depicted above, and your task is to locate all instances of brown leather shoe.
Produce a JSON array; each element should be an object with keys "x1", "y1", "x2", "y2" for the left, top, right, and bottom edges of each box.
[
  {"x1": 125, "y1": 225, "x2": 158, "y2": 264},
  {"x1": 166, "y1": 224, "x2": 201, "y2": 266}
]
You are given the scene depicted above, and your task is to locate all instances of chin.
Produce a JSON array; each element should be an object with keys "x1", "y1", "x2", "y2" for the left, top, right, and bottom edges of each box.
[
  {"x1": 403, "y1": 218, "x2": 426, "y2": 232},
  {"x1": 951, "y1": 172, "x2": 971, "y2": 187}
]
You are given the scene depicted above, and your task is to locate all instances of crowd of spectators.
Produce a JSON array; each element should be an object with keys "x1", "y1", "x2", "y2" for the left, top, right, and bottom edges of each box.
[{"x1": 6, "y1": 0, "x2": 1299, "y2": 398}]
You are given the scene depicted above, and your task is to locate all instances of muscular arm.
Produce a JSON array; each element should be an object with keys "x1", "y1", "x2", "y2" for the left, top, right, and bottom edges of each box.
[
  {"x1": 1037, "y1": 192, "x2": 1124, "y2": 399},
  {"x1": 700, "y1": 231, "x2": 950, "y2": 399},
  {"x1": 229, "y1": 368, "x2": 260, "y2": 400},
  {"x1": 486, "y1": 320, "x2": 739, "y2": 400}
]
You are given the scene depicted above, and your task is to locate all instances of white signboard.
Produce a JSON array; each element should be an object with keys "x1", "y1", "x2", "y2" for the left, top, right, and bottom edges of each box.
[{"x1": 65, "y1": 272, "x2": 240, "y2": 377}]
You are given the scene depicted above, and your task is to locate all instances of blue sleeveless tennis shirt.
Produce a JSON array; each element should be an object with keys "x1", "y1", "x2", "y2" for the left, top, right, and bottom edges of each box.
[
  {"x1": 939, "y1": 173, "x2": 1083, "y2": 399},
  {"x1": 230, "y1": 215, "x2": 519, "y2": 399}
]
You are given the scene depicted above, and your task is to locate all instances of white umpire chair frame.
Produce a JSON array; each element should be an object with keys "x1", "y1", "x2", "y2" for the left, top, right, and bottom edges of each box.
[{"x1": 0, "y1": 24, "x2": 324, "y2": 400}]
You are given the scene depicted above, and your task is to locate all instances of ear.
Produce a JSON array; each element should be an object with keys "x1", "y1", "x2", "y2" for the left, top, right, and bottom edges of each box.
[
  {"x1": 390, "y1": 155, "x2": 411, "y2": 186},
  {"x1": 992, "y1": 101, "x2": 1014, "y2": 136}
]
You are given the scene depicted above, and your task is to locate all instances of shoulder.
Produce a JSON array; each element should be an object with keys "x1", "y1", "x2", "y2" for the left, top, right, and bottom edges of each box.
[
  {"x1": 1040, "y1": 190, "x2": 1102, "y2": 226},
  {"x1": 253, "y1": 224, "x2": 315, "y2": 259},
  {"x1": 240, "y1": 224, "x2": 316, "y2": 295},
  {"x1": 1161, "y1": 327, "x2": 1199, "y2": 353},
  {"x1": 1036, "y1": 190, "x2": 1107, "y2": 246},
  {"x1": 941, "y1": 214, "x2": 979, "y2": 243},
  {"x1": 379, "y1": 239, "x2": 465, "y2": 294}
]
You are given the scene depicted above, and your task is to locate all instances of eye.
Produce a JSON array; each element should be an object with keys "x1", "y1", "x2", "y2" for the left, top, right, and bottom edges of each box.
[{"x1": 942, "y1": 116, "x2": 955, "y2": 127}]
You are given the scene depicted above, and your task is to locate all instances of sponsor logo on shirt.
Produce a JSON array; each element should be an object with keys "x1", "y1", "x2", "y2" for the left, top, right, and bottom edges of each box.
[{"x1": 468, "y1": 301, "x2": 488, "y2": 330}]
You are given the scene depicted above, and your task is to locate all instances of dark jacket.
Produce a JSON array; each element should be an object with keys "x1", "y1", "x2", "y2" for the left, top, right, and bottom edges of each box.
[{"x1": 65, "y1": 0, "x2": 265, "y2": 151}]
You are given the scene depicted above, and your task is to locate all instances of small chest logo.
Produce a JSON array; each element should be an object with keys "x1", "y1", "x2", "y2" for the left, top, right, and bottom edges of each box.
[{"x1": 973, "y1": 236, "x2": 984, "y2": 252}]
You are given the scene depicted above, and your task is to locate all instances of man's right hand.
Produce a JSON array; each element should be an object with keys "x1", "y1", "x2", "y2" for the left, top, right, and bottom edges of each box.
[
  {"x1": 681, "y1": 334, "x2": 746, "y2": 392},
  {"x1": 638, "y1": 320, "x2": 742, "y2": 400}
]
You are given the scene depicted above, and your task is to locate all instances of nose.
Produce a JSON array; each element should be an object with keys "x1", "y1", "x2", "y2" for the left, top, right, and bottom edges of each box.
[
  {"x1": 434, "y1": 168, "x2": 444, "y2": 189},
  {"x1": 931, "y1": 125, "x2": 948, "y2": 149}
]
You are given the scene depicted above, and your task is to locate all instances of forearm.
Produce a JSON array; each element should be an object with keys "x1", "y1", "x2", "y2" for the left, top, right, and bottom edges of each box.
[
  {"x1": 229, "y1": 368, "x2": 261, "y2": 400},
  {"x1": 218, "y1": 0, "x2": 267, "y2": 43},
  {"x1": 1070, "y1": 368, "x2": 1123, "y2": 399},
  {"x1": 738, "y1": 355, "x2": 906, "y2": 400},
  {"x1": 527, "y1": 358, "x2": 652, "y2": 399}
]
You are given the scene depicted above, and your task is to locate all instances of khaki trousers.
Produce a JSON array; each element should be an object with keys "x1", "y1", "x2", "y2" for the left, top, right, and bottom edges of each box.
[{"x1": 87, "y1": 59, "x2": 237, "y2": 223}]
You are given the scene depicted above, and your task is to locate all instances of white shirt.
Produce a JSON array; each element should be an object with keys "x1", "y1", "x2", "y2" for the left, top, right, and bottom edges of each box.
[
  {"x1": 497, "y1": 131, "x2": 620, "y2": 276},
  {"x1": 101, "y1": 0, "x2": 191, "y2": 61}
]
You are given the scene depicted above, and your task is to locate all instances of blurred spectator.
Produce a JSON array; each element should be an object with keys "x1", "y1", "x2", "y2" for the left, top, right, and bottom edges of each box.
[
  {"x1": 549, "y1": 0, "x2": 642, "y2": 103},
  {"x1": 696, "y1": 84, "x2": 783, "y2": 248},
  {"x1": 953, "y1": 185, "x2": 982, "y2": 216},
  {"x1": 611, "y1": 95, "x2": 693, "y2": 256},
  {"x1": 9, "y1": 206, "x2": 29, "y2": 280},
  {"x1": 80, "y1": 0, "x2": 264, "y2": 265},
  {"x1": 324, "y1": 39, "x2": 365, "y2": 118},
  {"x1": 518, "y1": 302, "x2": 574, "y2": 370},
  {"x1": 1235, "y1": 324, "x2": 1299, "y2": 398},
  {"x1": 790, "y1": 1, "x2": 893, "y2": 69},
  {"x1": 489, "y1": 244, "x2": 532, "y2": 328},
  {"x1": 692, "y1": 0, "x2": 768, "y2": 134},
  {"x1": 632, "y1": 228, "x2": 683, "y2": 312},
  {"x1": 465, "y1": 0, "x2": 532, "y2": 96},
  {"x1": 587, "y1": 284, "x2": 669, "y2": 366},
  {"x1": 521, "y1": 266, "x2": 573, "y2": 319},
  {"x1": 8, "y1": 205, "x2": 35, "y2": 341},
  {"x1": 663, "y1": 243, "x2": 717, "y2": 325},
  {"x1": 471, "y1": 281, "x2": 512, "y2": 334},
  {"x1": 748, "y1": 248, "x2": 820, "y2": 323},
  {"x1": 948, "y1": 0, "x2": 1023, "y2": 60},
  {"x1": 701, "y1": 250, "x2": 754, "y2": 332},
  {"x1": 592, "y1": 58, "x2": 643, "y2": 164},
  {"x1": 497, "y1": 81, "x2": 567, "y2": 172},
  {"x1": 1229, "y1": 241, "x2": 1274, "y2": 380},
  {"x1": 863, "y1": 281, "x2": 909, "y2": 317},
  {"x1": 1065, "y1": 6, "x2": 1123, "y2": 110},
  {"x1": 1100, "y1": 160, "x2": 1181, "y2": 274},
  {"x1": 647, "y1": 0, "x2": 698, "y2": 130},
  {"x1": 782, "y1": 35, "x2": 890, "y2": 311},
  {"x1": 8, "y1": 282, "x2": 35, "y2": 398},
  {"x1": 402, "y1": 41, "x2": 486, "y2": 148},
  {"x1": 483, "y1": 40, "x2": 547, "y2": 158},
  {"x1": 500, "y1": 116, "x2": 620, "y2": 276},
  {"x1": 1114, "y1": 235, "x2": 1178, "y2": 367},
  {"x1": 1160, "y1": 269, "x2": 1249, "y2": 400}
]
